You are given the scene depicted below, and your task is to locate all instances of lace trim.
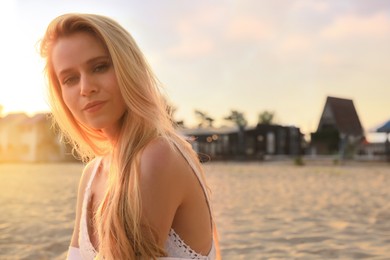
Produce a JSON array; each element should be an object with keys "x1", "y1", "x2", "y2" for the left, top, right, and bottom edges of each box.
[
  {"x1": 166, "y1": 229, "x2": 209, "y2": 259},
  {"x1": 79, "y1": 185, "x2": 98, "y2": 259},
  {"x1": 79, "y1": 158, "x2": 102, "y2": 259}
]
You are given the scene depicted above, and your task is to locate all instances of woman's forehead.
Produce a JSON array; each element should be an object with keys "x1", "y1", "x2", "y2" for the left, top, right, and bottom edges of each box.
[{"x1": 51, "y1": 32, "x2": 109, "y2": 73}]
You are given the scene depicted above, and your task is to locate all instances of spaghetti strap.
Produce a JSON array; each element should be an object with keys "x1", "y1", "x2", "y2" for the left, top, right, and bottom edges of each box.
[
  {"x1": 169, "y1": 138, "x2": 217, "y2": 259},
  {"x1": 85, "y1": 157, "x2": 103, "y2": 191},
  {"x1": 79, "y1": 157, "x2": 103, "y2": 259},
  {"x1": 172, "y1": 139, "x2": 212, "y2": 210}
]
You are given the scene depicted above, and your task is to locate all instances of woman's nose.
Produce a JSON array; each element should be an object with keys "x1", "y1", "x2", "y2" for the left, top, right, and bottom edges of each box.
[{"x1": 80, "y1": 74, "x2": 98, "y2": 96}]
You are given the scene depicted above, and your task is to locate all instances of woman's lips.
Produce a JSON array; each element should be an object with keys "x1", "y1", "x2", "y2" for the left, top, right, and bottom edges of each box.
[{"x1": 83, "y1": 100, "x2": 107, "y2": 113}]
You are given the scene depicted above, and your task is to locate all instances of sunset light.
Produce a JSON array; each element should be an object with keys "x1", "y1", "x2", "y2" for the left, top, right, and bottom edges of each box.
[
  {"x1": 0, "y1": 1, "x2": 49, "y2": 115},
  {"x1": 1, "y1": 2, "x2": 390, "y2": 259},
  {"x1": 0, "y1": 0, "x2": 389, "y2": 138}
]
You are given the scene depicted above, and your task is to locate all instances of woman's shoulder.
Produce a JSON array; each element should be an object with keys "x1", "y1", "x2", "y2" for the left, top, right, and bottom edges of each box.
[
  {"x1": 141, "y1": 137, "x2": 176, "y2": 167},
  {"x1": 138, "y1": 137, "x2": 188, "y2": 239},
  {"x1": 139, "y1": 137, "x2": 190, "y2": 188}
]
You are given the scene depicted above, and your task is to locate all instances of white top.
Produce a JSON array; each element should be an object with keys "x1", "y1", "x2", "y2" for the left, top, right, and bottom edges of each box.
[{"x1": 68, "y1": 147, "x2": 216, "y2": 260}]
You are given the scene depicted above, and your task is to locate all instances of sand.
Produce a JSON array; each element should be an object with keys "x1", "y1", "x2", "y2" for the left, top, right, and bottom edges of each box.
[{"x1": 1, "y1": 160, "x2": 389, "y2": 259}]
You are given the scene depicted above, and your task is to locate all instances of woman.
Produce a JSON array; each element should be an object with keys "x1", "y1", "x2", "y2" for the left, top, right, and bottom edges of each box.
[{"x1": 40, "y1": 13, "x2": 219, "y2": 260}]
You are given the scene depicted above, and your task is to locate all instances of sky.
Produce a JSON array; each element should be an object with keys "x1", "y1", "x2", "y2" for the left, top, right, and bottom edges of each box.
[{"x1": 0, "y1": 0, "x2": 389, "y2": 141}]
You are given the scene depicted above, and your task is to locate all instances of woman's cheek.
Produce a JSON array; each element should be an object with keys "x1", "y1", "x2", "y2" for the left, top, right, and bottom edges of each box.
[{"x1": 62, "y1": 91, "x2": 78, "y2": 114}]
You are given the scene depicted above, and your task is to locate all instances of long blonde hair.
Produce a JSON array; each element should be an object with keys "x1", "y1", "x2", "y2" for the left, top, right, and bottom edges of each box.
[{"x1": 40, "y1": 13, "x2": 216, "y2": 259}]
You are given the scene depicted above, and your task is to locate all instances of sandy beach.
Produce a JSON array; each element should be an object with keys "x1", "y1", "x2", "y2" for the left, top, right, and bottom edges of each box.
[{"x1": 1, "y1": 160, "x2": 390, "y2": 259}]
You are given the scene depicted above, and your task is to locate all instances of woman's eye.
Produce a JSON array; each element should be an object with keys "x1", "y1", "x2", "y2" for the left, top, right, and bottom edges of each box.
[
  {"x1": 94, "y1": 63, "x2": 109, "y2": 72},
  {"x1": 62, "y1": 76, "x2": 78, "y2": 86}
]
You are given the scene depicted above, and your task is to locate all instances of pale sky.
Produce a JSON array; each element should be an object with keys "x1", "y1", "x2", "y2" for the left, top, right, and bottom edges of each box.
[{"x1": 0, "y1": 0, "x2": 389, "y2": 140}]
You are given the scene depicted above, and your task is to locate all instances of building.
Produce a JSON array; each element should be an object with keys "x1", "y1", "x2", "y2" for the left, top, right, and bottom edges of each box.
[
  {"x1": 310, "y1": 96, "x2": 364, "y2": 156},
  {"x1": 246, "y1": 124, "x2": 303, "y2": 159},
  {"x1": 0, "y1": 113, "x2": 29, "y2": 161},
  {"x1": 19, "y1": 113, "x2": 64, "y2": 162},
  {"x1": 358, "y1": 141, "x2": 387, "y2": 161},
  {"x1": 0, "y1": 113, "x2": 67, "y2": 162},
  {"x1": 180, "y1": 124, "x2": 303, "y2": 161}
]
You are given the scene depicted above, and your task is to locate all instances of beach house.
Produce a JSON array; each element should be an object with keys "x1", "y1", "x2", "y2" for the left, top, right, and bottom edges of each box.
[
  {"x1": 310, "y1": 96, "x2": 364, "y2": 157},
  {"x1": 180, "y1": 124, "x2": 303, "y2": 161}
]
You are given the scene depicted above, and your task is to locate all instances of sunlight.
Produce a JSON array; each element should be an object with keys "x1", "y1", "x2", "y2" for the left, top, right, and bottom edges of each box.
[
  {"x1": 0, "y1": 0, "x2": 388, "y2": 134},
  {"x1": 0, "y1": 1, "x2": 49, "y2": 116}
]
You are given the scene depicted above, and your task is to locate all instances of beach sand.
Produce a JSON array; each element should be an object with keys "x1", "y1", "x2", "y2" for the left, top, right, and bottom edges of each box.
[{"x1": 1, "y1": 160, "x2": 390, "y2": 259}]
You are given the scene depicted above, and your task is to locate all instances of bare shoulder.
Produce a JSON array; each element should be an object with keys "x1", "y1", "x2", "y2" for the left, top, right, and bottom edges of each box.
[
  {"x1": 139, "y1": 138, "x2": 212, "y2": 251},
  {"x1": 140, "y1": 137, "x2": 187, "y2": 177},
  {"x1": 139, "y1": 137, "x2": 193, "y2": 243}
]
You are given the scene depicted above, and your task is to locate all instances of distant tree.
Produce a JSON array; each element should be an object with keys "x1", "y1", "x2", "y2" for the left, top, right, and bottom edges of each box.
[
  {"x1": 224, "y1": 110, "x2": 247, "y2": 156},
  {"x1": 205, "y1": 117, "x2": 214, "y2": 128},
  {"x1": 258, "y1": 110, "x2": 275, "y2": 125},
  {"x1": 194, "y1": 110, "x2": 214, "y2": 128},
  {"x1": 167, "y1": 104, "x2": 185, "y2": 128},
  {"x1": 224, "y1": 110, "x2": 247, "y2": 128}
]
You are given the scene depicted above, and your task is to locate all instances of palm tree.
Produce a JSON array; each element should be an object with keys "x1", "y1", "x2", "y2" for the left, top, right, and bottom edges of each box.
[
  {"x1": 225, "y1": 110, "x2": 247, "y2": 128},
  {"x1": 194, "y1": 110, "x2": 214, "y2": 128}
]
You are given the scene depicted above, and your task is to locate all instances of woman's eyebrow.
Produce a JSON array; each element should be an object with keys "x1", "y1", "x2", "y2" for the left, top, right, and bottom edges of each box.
[
  {"x1": 57, "y1": 56, "x2": 110, "y2": 77},
  {"x1": 86, "y1": 56, "x2": 110, "y2": 65},
  {"x1": 57, "y1": 68, "x2": 73, "y2": 79}
]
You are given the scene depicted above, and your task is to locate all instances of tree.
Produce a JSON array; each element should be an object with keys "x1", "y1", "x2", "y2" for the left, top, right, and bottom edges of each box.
[
  {"x1": 194, "y1": 110, "x2": 214, "y2": 128},
  {"x1": 167, "y1": 104, "x2": 185, "y2": 128},
  {"x1": 258, "y1": 110, "x2": 275, "y2": 125},
  {"x1": 224, "y1": 110, "x2": 247, "y2": 157},
  {"x1": 224, "y1": 110, "x2": 247, "y2": 128}
]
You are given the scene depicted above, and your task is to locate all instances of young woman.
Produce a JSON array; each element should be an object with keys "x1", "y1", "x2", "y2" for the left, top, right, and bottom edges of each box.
[{"x1": 40, "y1": 13, "x2": 219, "y2": 259}]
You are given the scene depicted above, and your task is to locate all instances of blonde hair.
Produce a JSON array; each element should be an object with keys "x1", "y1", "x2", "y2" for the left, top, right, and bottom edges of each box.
[{"x1": 40, "y1": 13, "x2": 217, "y2": 259}]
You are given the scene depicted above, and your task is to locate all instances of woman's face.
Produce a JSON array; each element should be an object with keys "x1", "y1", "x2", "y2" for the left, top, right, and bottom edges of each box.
[{"x1": 51, "y1": 32, "x2": 127, "y2": 139}]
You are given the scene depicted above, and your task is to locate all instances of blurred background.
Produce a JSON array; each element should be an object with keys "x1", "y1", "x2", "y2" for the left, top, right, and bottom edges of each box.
[{"x1": 1, "y1": 0, "x2": 390, "y2": 140}]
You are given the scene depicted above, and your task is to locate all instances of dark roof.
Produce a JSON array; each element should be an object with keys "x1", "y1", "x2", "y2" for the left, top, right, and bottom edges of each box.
[{"x1": 318, "y1": 96, "x2": 363, "y2": 136}]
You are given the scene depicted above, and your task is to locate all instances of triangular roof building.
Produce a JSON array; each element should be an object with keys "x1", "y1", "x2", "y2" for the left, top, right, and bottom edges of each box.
[{"x1": 317, "y1": 96, "x2": 364, "y2": 137}]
